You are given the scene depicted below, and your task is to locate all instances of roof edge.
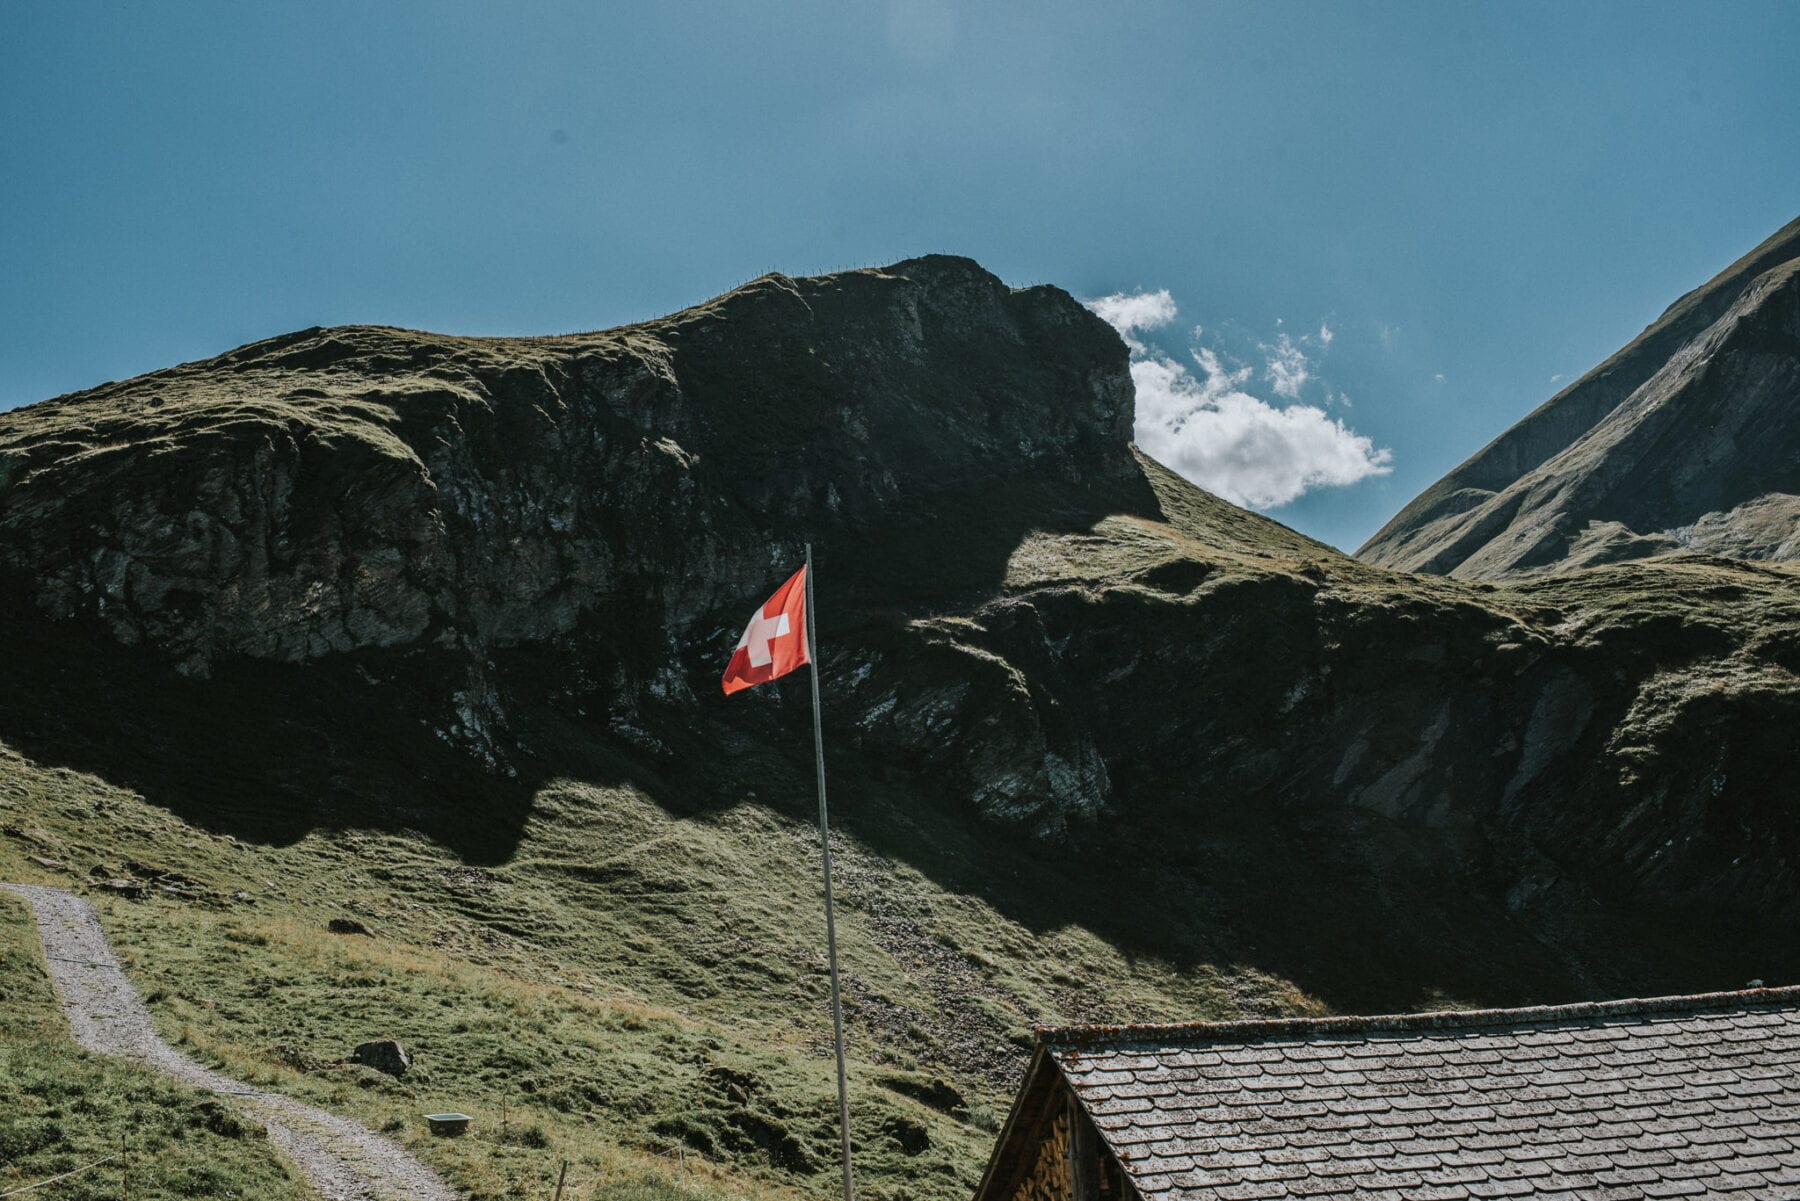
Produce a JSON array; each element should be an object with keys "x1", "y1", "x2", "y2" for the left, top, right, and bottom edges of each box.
[
  {"x1": 1038, "y1": 984, "x2": 1800, "y2": 1050},
  {"x1": 972, "y1": 1045, "x2": 1057, "y2": 1201}
]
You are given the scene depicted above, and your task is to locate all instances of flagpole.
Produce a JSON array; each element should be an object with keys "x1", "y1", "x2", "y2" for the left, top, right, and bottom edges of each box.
[{"x1": 806, "y1": 543, "x2": 855, "y2": 1201}]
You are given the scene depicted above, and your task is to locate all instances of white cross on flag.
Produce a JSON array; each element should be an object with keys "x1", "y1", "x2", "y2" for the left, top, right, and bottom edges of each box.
[{"x1": 721, "y1": 565, "x2": 810, "y2": 695}]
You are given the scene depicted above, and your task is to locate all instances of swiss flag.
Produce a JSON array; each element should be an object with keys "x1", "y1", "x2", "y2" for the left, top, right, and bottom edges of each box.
[{"x1": 721, "y1": 566, "x2": 811, "y2": 695}]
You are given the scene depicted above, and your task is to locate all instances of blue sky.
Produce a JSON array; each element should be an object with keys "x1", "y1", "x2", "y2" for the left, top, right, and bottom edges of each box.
[{"x1": 4, "y1": 2, "x2": 1796, "y2": 550}]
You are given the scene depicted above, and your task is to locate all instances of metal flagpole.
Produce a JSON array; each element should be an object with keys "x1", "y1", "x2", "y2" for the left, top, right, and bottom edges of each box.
[{"x1": 805, "y1": 542, "x2": 855, "y2": 1201}]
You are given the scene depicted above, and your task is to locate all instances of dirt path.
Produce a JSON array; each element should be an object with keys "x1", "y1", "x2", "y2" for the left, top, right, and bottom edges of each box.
[{"x1": 2, "y1": 883, "x2": 460, "y2": 1201}]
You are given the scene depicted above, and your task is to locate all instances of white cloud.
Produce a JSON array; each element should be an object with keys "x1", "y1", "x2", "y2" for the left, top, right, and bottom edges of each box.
[
  {"x1": 1317, "y1": 322, "x2": 1334, "y2": 348},
  {"x1": 1262, "y1": 332, "x2": 1310, "y2": 399},
  {"x1": 1132, "y1": 353, "x2": 1392, "y2": 509},
  {"x1": 1085, "y1": 290, "x2": 1393, "y2": 510},
  {"x1": 1085, "y1": 289, "x2": 1177, "y2": 353}
]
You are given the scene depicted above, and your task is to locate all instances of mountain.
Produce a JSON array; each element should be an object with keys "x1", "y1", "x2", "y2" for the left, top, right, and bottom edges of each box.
[
  {"x1": 2, "y1": 256, "x2": 1798, "y2": 1199},
  {"x1": 1359, "y1": 215, "x2": 1800, "y2": 578}
]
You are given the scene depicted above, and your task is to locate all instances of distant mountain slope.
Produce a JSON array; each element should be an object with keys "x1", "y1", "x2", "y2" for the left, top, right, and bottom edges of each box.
[{"x1": 1359, "y1": 215, "x2": 1800, "y2": 578}]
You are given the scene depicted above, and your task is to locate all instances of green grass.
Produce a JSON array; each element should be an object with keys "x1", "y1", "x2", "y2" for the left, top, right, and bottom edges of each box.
[
  {"x1": 1, "y1": 741, "x2": 1287, "y2": 1201},
  {"x1": 0, "y1": 891, "x2": 310, "y2": 1201}
]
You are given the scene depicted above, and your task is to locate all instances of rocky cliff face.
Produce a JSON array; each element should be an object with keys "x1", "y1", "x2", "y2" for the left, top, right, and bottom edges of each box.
[
  {"x1": 0, "y1": 256, "x2": 1131, "y2": 671},
  {"x1": 1359, "y1": 215, "x2": 1800, "y2": 579},
  {"x1": 2, "y1": 255, "x2": 1796, "y2": 1005}
]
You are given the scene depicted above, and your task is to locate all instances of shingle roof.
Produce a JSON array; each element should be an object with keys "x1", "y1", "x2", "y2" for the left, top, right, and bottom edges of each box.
[{"x1": 1043, "y1": 986, "x2": 1800, "y2": 1200}]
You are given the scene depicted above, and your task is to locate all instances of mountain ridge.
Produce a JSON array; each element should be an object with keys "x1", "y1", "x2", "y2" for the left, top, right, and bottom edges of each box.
[{"x1": 1358, "y1": 214, "x2": 1800, "y2": 577}]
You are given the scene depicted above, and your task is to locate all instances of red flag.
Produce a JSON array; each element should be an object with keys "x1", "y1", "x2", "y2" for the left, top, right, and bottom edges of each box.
[{"x1": 722, "y1": 566, "x2": 810, "y2": 695}]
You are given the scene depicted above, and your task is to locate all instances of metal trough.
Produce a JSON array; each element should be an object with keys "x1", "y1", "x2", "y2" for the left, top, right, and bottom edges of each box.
[{"x1": 424, "y1": 1112, "x2": 472, "y2": 1136}]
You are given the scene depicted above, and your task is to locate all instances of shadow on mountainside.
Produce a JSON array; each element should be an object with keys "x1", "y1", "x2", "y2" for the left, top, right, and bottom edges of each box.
[
  {"x1": 1, "y1": 597, "x2": 1787, "y2": 1019},
  {"x1": 0, "y1": 464, "x2": 1155, "y2": 861},
  {"x1": 2, "y1": 464, "x2": 1793, "y2": 1019},
  {"x1": 0, "y1": 484, "x2": 1467, "y2": 1018},
  {"x1": 0, "y1": 605, "x2": 543, "y2": 860}
]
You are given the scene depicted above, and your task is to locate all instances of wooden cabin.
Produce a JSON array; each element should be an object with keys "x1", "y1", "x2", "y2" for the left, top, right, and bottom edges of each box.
[{"x1": 973, "y1": 986, "x2": 1800, "y2": 1200}]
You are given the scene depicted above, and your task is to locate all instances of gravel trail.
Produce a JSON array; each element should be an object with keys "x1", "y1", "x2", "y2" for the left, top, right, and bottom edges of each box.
[{"x1": 3, "y1": 883, "x2": 460, "y2": 1201}]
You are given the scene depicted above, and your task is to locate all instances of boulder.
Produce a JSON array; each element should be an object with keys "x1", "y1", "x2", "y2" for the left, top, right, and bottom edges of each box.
[{"x1": 351, "y1": 1040, "x2": 411, "y2": 1077}]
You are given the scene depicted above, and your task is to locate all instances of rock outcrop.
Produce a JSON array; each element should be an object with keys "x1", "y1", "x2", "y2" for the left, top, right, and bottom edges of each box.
[
  {"x1": 0, "y1": 256, "x2": 1131, "y2": 672},
  {"x1": 1, "y1": 254, "x2": 1796, "y2": 1002},
  {"x1": 1359, "y1": 215, "x2": 1800, "y2": 578}
]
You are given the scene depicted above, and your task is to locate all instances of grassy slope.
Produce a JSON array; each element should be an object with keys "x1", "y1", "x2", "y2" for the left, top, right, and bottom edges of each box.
[
  {"x1": 0, "y1": 889, "x2": 312, "y2": 1200},
  {"x1": 0, "y1": 726, "x2": 1308, "y2": 1201}
]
